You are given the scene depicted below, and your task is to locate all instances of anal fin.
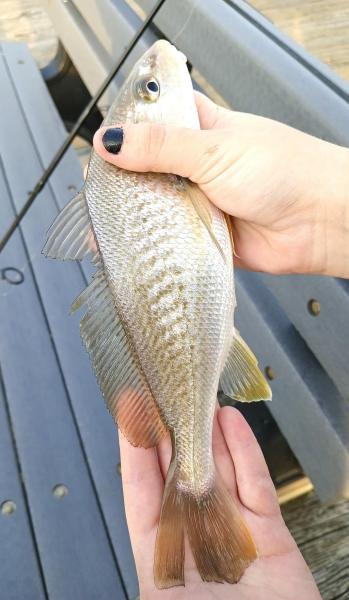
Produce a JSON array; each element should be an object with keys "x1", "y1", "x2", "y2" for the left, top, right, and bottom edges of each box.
[{"x1": 220, "y1": 330, "x2": 272, "y2": 402}]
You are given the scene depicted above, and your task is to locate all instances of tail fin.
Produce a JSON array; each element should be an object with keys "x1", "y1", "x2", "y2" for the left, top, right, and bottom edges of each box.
[{"x1": 154, "y1": 468, "x2": 257, "y2": 589}]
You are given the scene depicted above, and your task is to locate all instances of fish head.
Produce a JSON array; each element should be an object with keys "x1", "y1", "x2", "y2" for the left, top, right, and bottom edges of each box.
[{"x1": 109, "y1": 40, "x2": 199, "y2": 128}]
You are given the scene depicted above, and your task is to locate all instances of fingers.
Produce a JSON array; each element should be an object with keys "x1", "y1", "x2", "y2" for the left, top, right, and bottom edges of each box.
[
  {"x1": 212, "y1": 409, "x2": 238, "y2": 501},
  {"x1": 119, "y1": 431, "x2": 164, "y2": 538},
  {"x1": 218, "y1": 407, "x2": 280, "y2": 517},
  {"x1": 93, "y1": 122, "x2": 226, "y2": 182},
  {"x1": 156, "y1": 433, "x2": 172, "y2": 480},
  {"x1": 194, "y1": 91, "x2": 232, "y2": 130}
]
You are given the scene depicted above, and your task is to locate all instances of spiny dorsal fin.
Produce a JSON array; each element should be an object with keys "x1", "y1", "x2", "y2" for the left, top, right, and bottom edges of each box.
[
  {"x1": 72, "y1": 271, "x2": 168, "y2": 448},
  {"x1": 42, "y1": 190, "x2": 93, "y2": 260},
  {"x1": 183, "y1": 179, "x2": 226, "y2": 260},
  {"x1": 220, "y1": 330, "x2": 272, "y2": 402}
]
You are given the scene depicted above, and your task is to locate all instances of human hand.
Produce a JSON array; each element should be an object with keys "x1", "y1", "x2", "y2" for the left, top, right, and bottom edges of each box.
[
  {"x1": 94, "y1": 91, "x2": 349, "y2": 278},
  {"x1": 119, "y1": 406, "x2": 320, "y2": 599}
]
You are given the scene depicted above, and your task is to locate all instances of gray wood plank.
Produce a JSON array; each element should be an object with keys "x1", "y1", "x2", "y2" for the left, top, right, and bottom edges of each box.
[
  {"x1": 258, "y1": 273, "x2": 349, "y2": 399},
  {"x1": 42, "y1": 0, "x2": 157, "y2": 111},
  {"x1": 0, "y1": 351, "x2": 45, "y2": 598},
  {"x1": 235, "y1": 269, "x2": 349, "y2": 502},
  {"x1": 139, "y1": 0, "x2": 349, "y2": 142},
  {"x1": 0, "y1": 44, "x2": 126, "y2": 600},
  {"x1": 1, "y1": 42, "x2": 138, "y2": 598}
]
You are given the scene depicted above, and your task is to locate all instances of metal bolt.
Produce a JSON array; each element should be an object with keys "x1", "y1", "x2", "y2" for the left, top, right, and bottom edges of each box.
[
  {"x1": 52, "y1": 484, "x2": 68, "y2": 499},
  {"x1": 265, "y1": 366, "x2": 275, "y2": 381},
  {"x1": 1, "y1": 500, "x2": 16, "y2": 515},
  {"x1": 308, "y1": 299, "x2": 321, "y2": 316}
]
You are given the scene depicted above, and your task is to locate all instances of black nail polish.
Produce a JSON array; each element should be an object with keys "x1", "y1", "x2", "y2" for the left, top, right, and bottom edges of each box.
[{"x1": 102, "y1": 127, "x2": 124, "y2": 154}]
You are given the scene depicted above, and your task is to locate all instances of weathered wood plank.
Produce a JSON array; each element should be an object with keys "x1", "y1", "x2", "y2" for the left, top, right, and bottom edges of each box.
[
  {"x1": 235, "y1": 270, "x2": 349, "y2": 502},
  {"x1": 250, "y1": 0, "x2": 349, "y2": 82},
  {"x1": 0, "y1": 0, "x2": 57, "y2": 69},
  {"x1": 1, "y1": 42, "x2": 138, "y2": 598},
  {"x1": 282, "y1": 493, "x2": 349, "y2": 600},
  {"x1": 138, "y1": 0, "x2": 349, "y2": 140},
  {"x1": 0, "y1": 284, "x2": 45, "y2": 598},
  {"x1": 0, "y1": 43, "x2": 126, "y2": 600},
  {"x1": 41, "y1": 0, "x2": 156, "y2": 111},
  {"x1": 258, "y1": 273, "x2": 349, "y2": 399}
]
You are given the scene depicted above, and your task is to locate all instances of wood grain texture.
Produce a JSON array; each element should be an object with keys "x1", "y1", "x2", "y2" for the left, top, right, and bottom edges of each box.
[
  {"x1": 282, "y1": 492, "x2": 349, "y2": 600},
  {"x1": 251, "y1": 0, "x2": 349, "y2": 81},
  {"x1": 0, "y1": 0, "x2": 57, "y2": 68}
]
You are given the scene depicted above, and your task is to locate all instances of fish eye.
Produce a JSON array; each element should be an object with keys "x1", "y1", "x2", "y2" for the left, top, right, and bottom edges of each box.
[
  {"x1": 146, "y1": 80, "x2": 159, "y2": 93},
  {"x1": 135, "y1": 77, "x2": 160, "y2": 102}
]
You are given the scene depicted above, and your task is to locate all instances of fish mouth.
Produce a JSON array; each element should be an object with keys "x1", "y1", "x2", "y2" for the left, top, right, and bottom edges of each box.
[
  {"x1": 147, "y1": 39, "x2": 187, "y2": 65},
  {"x1": 176, "y1": 49, "x2": 187, "y2": 63}
]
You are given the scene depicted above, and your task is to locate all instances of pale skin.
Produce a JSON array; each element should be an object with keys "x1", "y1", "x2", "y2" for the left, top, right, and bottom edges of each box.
[
  {"x1": 93, "y1": 91, "x2": 349, "y2": 598},
  {"x1": 119, "y1": 409, "x2": 321, "y2": 600}
]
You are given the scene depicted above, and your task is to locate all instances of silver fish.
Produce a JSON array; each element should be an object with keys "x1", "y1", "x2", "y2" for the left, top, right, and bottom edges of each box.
[{"x1": 43, "y1": 40, "x2": 271, "y2": 588}]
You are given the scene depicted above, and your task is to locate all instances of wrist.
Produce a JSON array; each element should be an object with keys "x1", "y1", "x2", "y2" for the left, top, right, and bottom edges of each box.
[
  {"x1": 308, "y1": 141, "x2": 349, "y2": 278},
  {"x1": 322, "y1": 144, "x2": 349, "y2": 278}
]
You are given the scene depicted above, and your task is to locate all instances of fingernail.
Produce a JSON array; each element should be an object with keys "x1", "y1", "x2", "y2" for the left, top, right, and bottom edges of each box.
[{"x1": 102, "y1": 127, "x2": 124, "y2": 154}]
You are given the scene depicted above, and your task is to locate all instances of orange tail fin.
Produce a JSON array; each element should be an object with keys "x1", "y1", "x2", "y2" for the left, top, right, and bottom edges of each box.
[{"x1": 154, "y1": 468, "x2": 257, "y2": 588}]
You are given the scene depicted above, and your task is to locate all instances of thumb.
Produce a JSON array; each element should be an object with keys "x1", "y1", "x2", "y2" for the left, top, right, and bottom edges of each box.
[{"x1": 93, "y1": 123, "x2": 226, "y2": 182}]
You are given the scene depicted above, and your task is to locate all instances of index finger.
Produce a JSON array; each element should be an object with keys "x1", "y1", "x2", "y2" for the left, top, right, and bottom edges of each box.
[{"x1": 218, "y1": 407, "x2": 280, "y2": 518}]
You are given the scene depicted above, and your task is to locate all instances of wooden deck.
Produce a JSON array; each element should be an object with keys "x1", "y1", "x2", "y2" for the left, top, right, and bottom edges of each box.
[
  {"x1": 283, "y1": 492, "x2": 349, "y2": 600},
  {"x1": 1, "y1": 0, "x2": 349, "y2": 81},
  {"x1": 0, "y1": 0, "x2": 57, "y2": 69},
  {"x1": 0, "y1": 2, "x2": 348, "y2": 599},
  {"x1": 250, "y1": 0, "x2": 349, "y2": 81},
  {"x1": 0, "y1": 42, "x2": 137, "y2": 599}
]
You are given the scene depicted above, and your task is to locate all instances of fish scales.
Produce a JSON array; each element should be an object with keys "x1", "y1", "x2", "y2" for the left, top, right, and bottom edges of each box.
[
  {"x1": 87, "y1": 148, "x2": 234, "y2": 490},
  {"x1": 43, "y1": 39, "x2": 271, "y2": 589}
]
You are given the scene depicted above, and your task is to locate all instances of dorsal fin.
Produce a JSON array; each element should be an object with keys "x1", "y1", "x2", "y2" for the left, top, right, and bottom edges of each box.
[
  {"x1": 42, "y1": 190, "x2": 93, "y2": 260},
  {"x1": 220, "y1": 330, "x2": 272, "y2": 402},
  {"x1": 73, "y1": 270, "x2": 168, "y2": 448}
]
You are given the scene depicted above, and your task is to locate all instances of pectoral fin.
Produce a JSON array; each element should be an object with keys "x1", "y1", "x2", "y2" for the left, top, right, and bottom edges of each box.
[
  {"x1": 184, "y1": 179, "x2": 226, "y2": 260},
  {"x1": 42, "y1": 190, "x2": 94, "y2": 260},
  {"x1": 220, "y1": 330, "x2": 272, "y2": 402}
]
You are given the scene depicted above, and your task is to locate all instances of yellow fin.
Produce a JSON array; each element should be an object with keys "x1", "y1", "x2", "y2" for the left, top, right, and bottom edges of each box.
[
  {"x1": 220, "y1": 330, "x2": 272, "y2": 402},
  {"x1": 184, "y1": 179, "x2": 225, "y2": 260},
  {"x1": 154, "y1": 467, "x2": 257, "y2": 588}
]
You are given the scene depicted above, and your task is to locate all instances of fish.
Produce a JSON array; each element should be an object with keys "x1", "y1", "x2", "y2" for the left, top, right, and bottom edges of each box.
[{"x1": 43, "y1": 39, "x2": 271, "y2": 588}]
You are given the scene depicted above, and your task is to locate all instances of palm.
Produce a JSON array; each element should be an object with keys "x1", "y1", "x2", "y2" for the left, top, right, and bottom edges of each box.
[
  {"x1": 119, "y1": 407, "x2": 321, "y2": 600},
  {"x1": 193, "y1": 92, "x2": 323, "y2": 275}
]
